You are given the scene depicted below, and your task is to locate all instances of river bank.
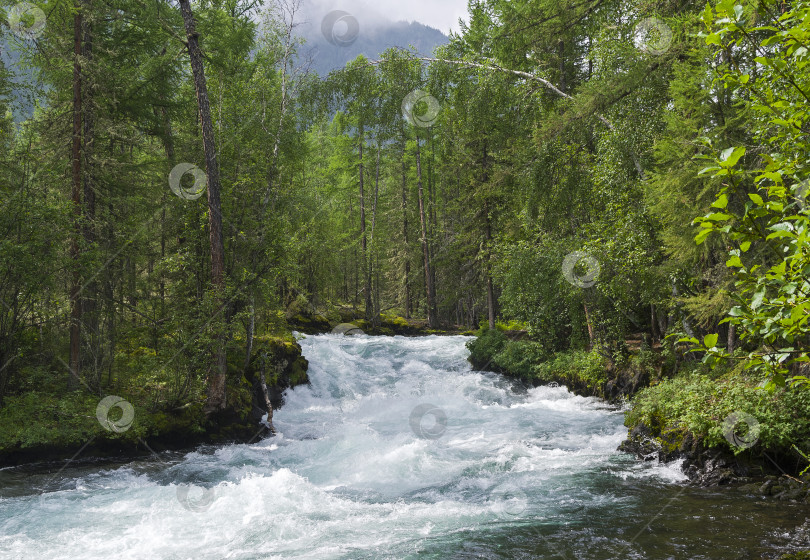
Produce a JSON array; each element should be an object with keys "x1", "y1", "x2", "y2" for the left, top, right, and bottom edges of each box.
[
  {"x1": 0, "y1": 307, "x2": 459, "y2": 468},
  {"x1": 466, "y1": 327, "x2": 810, "y2": 496},
  {"x1": 0, "y1": 333, "x2": 309, "y2": 467}
]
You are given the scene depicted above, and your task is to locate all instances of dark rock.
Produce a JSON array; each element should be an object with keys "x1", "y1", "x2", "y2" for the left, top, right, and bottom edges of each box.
[{"x1": 244, "y1": 337, "x2": 310, "y2": 422}]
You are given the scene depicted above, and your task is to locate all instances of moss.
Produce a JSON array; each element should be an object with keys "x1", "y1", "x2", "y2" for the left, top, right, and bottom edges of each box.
[
  {"x1": 390, "y1": 316, "x2": 409, "y2": 328},
  {"x1": 245, "y1": 335, "x2": 310, "y2": 413},
  {"x1": 779, "y1": 552, "x2": 810, "y2": 560}
]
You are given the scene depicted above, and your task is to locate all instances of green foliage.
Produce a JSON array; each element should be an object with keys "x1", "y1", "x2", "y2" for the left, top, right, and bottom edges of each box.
[
  {"x1": 466, "y1": 327, "x2": 507, "y2": 369},
  {"x1": 492, "y1": 340, "x2": 551, "y2": 379},
  {"x1": 626, "y1": 368, "x2": 810, "y2": 453},
  {"x1": 689, "y1": 0, "x2": 810, "y2": 388},
  {"x1": 534, "y1": 350, "x2": 607, "y2": 389},
  {"x1": 466, "y1": 327, "x2": 605, "y2": 389}
]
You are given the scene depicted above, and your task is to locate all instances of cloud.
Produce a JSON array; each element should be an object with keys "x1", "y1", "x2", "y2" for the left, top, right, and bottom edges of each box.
[{"x1": 302, "y1": 0, "x2": 468, "y2": 34}]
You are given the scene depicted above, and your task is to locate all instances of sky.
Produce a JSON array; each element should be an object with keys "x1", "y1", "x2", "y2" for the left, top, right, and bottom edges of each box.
[{"x1": 304, "y1": 0, "x2": 470, "y2": 35}]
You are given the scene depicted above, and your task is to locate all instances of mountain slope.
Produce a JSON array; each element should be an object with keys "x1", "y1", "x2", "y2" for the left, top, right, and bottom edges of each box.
[{"x1": 299, "y1": 18, "x2": 449, "y2": 75}]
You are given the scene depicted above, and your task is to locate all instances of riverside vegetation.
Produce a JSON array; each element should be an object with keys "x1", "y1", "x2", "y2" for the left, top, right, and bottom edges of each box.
[{"x1": 0, "y1": 0, "x2": 809, "y2": 524}]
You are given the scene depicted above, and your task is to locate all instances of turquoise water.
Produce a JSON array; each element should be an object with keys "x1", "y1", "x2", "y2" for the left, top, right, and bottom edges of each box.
[{"x1": 1, "y1": 335, "x2": 807, "y2": 559}]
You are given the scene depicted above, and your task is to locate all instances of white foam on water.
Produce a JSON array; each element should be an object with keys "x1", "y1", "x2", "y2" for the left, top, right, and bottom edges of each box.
[{"x1": 0, "y1": 334, "x2": 678, "y2": 560}]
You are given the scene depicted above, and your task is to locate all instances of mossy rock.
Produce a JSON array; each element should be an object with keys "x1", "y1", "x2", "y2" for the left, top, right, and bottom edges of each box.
[
  {"x1": 287, "y1": 314, "x2": 331, "y2": 334},
  {"x1": 332, "y1": 323, "x2": 365, "y2": 335},
  {"x1": 244, "y1": 336, "x2": 310, "y2": 419}
]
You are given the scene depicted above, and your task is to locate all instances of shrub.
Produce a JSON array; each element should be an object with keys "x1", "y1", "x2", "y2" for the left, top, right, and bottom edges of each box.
[
  {"x1": 492, "y1": 340, "x2": 549, "y2": 379},
  {"x1": 625, "y1": 370, "x2": 810, "y2": 453},
  {"x1": 466, "y1": 327, "x2": 507, "y2": 370}
]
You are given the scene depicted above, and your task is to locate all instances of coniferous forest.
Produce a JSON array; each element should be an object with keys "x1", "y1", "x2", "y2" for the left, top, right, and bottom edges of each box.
[{"x1": 1, "y1": 0, "x2": 810, "y2": 557}]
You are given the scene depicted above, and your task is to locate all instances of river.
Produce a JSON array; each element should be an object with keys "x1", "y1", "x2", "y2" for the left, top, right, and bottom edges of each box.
[{"x1": 1, "y1": 334, "x2": 807, "y2": 559}]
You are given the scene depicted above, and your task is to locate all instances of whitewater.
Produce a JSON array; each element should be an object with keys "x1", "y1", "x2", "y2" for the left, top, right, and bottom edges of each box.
[{"x1": 1, "y1": 334, "x2": 804, "y2": 559}]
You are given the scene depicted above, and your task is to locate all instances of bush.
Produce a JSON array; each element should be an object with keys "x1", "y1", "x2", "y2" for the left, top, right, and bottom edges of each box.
[
  {"x1": 535, "y1": 350, "x2": 607, "y2": 389},
  {"x1": 492, "y1": 340, "x2": 549, "y2": 379},
  {"x1": 466, "y1": 327, "x2": 508, "y2": 370},
  {"x1": 625, "y1": 370, "x2": 810, "y2": 454}
]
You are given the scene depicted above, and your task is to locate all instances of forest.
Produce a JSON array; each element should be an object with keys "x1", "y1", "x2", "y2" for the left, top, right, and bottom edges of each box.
[{"x1": 0, "y1": 0, "x2": 809, "y2": 494}]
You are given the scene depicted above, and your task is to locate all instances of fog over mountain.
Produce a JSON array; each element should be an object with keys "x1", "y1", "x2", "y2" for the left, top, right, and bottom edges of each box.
[{"x1": 294, "y1": 0, "x2": 450, "y2": 75}]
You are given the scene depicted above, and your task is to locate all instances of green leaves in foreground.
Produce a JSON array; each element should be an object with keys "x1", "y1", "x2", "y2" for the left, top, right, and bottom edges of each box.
[{"x1": 687, "y1": 0, "x2": 810, "y2": 390}]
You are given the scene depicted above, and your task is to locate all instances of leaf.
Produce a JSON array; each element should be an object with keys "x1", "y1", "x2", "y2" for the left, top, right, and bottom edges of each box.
[
  {"x1": 712, "y1": 194, "x2": 729, "y2": 209},
  {"x1": 695, "y1": 228, "x2": 713, "y2": 245},
  {"x1": 751, "y1": 291, "x2": 765, "y2": 310},
  {"x1": 719, "y1": 146, "x2": 745, "y2": 168},
  {"x1": 766, "y1": 230, "x2": 795, "y2": 240},
  {"x1": 748, "y1": 193, "x2": 764, "y2": 205},
  {"x1": 705, "y1": 212, "x2": 733, "y2": 221}
]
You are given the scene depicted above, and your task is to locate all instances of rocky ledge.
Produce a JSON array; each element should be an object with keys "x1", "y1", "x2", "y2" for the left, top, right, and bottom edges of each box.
[{"x1": 619, "y1": 422, "x2": 810, "y2": 501}]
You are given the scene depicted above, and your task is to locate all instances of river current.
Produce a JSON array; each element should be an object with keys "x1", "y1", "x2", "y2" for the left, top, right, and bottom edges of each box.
[{"x1": 1, "y1": 334, "x2": 807, "y2": 559}]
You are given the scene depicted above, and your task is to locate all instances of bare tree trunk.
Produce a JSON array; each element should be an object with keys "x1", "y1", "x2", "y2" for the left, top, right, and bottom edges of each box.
[
  {"x1": 584, "y1": 303, "x2": 595, "y2": 350},
  {"x1": 179, "y1": 0, "x2": 227, "y2": 413},
  {"x1": 727, "y1": 322, "x2": 736, "y2": 354},
  {"x1": 428, "y1": 134, "x2": 438, "y2": 320},
  {"x1": 369, "y1": 146, "x2": 381, "y2": 327},
  {"x1": 69, "y1": 4, "x2": 83, "y2": 390},
  {"x1": 416, "y1": 136, "x2": 438, "y2": 328},
  {"x1": 401, "y1": 141, "x2": 411, "y2": 319},
  {"x1": 159, "y1": 102, "x2": 174, "y2": 311},
  {"x1": 258, "y1": 356, "x2": 275, "y2": 434},
  {"x1": 484, "y1": 205, "x2": 496, "y2": 330},
  {"x1": 481, "y1": 143, "x2": 495, "y2": 330},
  {"x1": 243, "y1": 297, "x2": 255, "y2": 372},
  {"x1": 81, "y1": 6, "x2": 99, "y2": 387},
  {"x1": 358, "y1": 130, "x2": 372, "y2": 320}
]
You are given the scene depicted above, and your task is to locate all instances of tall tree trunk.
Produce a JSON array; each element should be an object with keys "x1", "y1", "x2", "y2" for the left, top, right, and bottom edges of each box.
[
  {"x1": 584, "y1": 303, "x2": 595, "y2": 350},
  {"x1": 428, "y1": 134, "x2": 438, "y2": 319},
  {"x1": 650, "y1": 303, "x2": 660, "y2": 343},
  {"x1": 401, "y1": 141, "x2": 411, "y2": 319},
  {"x1": 81, "y1": 6, "x2": 99, "y2": 387},
  {"x1": 358, "y1": 129, "x2": 371, "y2": 320},
  {"x1": 159, "y1": 103, "x2": 175, "y2": 312},
  {"x1": 243, "y1": 297, "x2": 255, "y2": 372},
  {"x1": 369, "y1": 146, "x2": 381, "y2": 327},
  {"x1": 416, "y1": 136, "x2": 438, "y2": 328},
  {"x1": 481, "y1": 143, "x2": 495, "y2": 330},
  {"x1": 483, "y1": 203, "x2": 496, "y2": 330},
  {"x1": 727, "y1": 322, "x2": 736, "y2": 354},
  {"x1": 68, "y1": 4, "x2": 83, "y2": 390},
  {"x1": 179, "y1": 0, "x2": 227, "y2": 413}
]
